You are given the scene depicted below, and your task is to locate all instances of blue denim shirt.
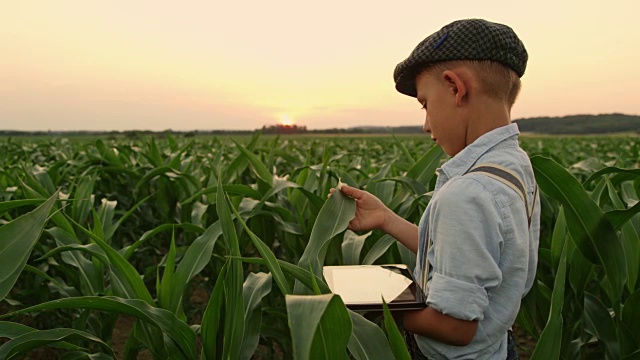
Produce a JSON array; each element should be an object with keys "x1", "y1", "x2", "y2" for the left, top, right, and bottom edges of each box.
[{"x1": 413, "y1": 123, "x2": 540, "y2": 359}]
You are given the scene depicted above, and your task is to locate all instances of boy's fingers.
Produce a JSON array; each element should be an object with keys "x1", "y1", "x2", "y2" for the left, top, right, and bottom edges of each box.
[{"x1": 339, "y1": 184, "x2": 364, "y2": 199}]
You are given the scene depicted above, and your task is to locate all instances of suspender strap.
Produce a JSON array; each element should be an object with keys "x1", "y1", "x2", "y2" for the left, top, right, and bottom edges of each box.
[{"x1": 467, "y1": 163, "x2": 537, "y2": 228}]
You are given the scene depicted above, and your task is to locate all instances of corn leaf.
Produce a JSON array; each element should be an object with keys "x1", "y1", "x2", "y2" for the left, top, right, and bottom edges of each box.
[
  {"x1": 0, "y1": 192, "x2": 56, "y2": 302},
  {"x1": 296, "y1": 181, "x2": 355, "y2": 293},
  {"x1": 286, "y1": 294, "x2": 352, "y2": 360},
  {"x1": 606, "y1": 178, "x2": 640, "y2": 291},
  {"x1": 606, "y1": 202, "x2": 640, "y2": 230},
  {"x1": 65, "y1": 215, "x2": 155, "y2": 305},
  {"x1": 122, "y1": 222, "x2": 204, "y2": 259},
  {"x1": 532, "y1": 156, "x2": 626, "y2": 302},
  {"x1": 406, "y1": 145, "x2": 444, "y2": 186},
  {"x1": 391, "y1": 133, "x2": 415, "y2": 164},
  {"x1": 180, "y1": 184, "x2": 262, "y2": 206},
  {"x1": 621, "y1": 288, "x2": 640, "y2": 349},
  {"x1": 223, "y1": 258, "x2": 245, "y2": 360},
  {"x1": 240, "y1": 272, "x2": 272, "y2": 360},
  {"x1": 0, "y1": 322, "x2": 82, "y2": 351},
  {"x1": 235, "y1": 257, "x2": 330, "y2": 294},
  {"x1": 0, "y1": 199, "x2": 45, "y2": 214},
  {"x1": 381, "y1": 299, "x2": 411, "y2": 360},
  {"x1": 0, "y1": 328, "x2": 114, "y2": 360},
  {"x1": 216, "y1": 175, "x2": 245, "y2": 360},
  {"x1": 1, "y1": 296, "x2": 195, "y2": 359},
  {"x1": 347, "y1": 310, "x2": 396, "y2": 360},
  {"x1": 158, "y1": 229, "x2": 177, "y2": 311},
  {"x1": 584, "y1": 167, "x2": 640, "y2": 186},
  {"x1": 201, "y1": 261, "x2": 228, "y2": 360},
  {"x1": 233, "y1": 139, "x2": 273, "y2": 186},
  {"x1": 362, "y1": 234, "x2": 397, "y2": 265},
  {"x1": 229, "y1": 201, "x2": 292, "y2": 295},
  {"x1": 342, "y1": 230, "x2": 372, "y2": 265},
  {"x1": 169, "y1": 221, "x2": 223, "y2": 315},
  {"x1": 584, "y1": 292, "x2": 620, "y2": 360},
  {"x1": 531, "y1": 240, "x2": 568, "y2": 360}
]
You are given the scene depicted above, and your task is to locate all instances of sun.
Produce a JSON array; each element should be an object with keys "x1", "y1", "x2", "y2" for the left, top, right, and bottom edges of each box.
[{"x1": 279, "y1": 113, "x2": 296, "y2": 126}]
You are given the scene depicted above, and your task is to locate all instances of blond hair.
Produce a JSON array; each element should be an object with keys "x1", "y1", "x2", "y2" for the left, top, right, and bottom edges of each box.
[{"x1": 422, "y1": 60, "x2": 522, "y2": 108}]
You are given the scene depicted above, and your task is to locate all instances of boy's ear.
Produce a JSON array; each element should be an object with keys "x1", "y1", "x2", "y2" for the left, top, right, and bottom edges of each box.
[{"x1": 442, "y1": 70, "x2": 467, "y2": 106}]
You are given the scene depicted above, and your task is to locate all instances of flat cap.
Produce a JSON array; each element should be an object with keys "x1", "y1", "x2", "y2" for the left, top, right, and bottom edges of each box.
[{"x1": 393, "y1": 19, "x2": 528, "y2": 97}]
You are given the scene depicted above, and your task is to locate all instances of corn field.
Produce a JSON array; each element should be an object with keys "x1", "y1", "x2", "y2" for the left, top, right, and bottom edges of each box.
[{"x1": 0, "y1": 133, "x2": 639, "y2": 359}]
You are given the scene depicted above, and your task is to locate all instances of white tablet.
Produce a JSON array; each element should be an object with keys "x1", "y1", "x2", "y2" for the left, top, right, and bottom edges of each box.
[{"x1": 323, "y1": 264, "x2": 426, "y2": 311}]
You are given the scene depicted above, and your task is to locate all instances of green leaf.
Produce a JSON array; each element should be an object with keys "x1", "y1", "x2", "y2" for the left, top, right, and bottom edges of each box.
[
  {"x1": 0, "y1": 322, "x2": 82, "y2": 351},
  {"x1": 45, "y1": 228, "x2": 104, "y2": 295},
  {"x1": 286, "y1": 294, "x2": 352, "y2": 360},
  {"x1": 0, "y1": 192, "x2": 56, "y2": 302},
  {"x1": 223, "y1": 257, "x2": 245, "y2": 360},
  {"x1": 532, "y1": 156, "x2": 626, "y2": 302},
  {"x1": 233, "y1": 139, "x2": 274, "y2": 186},
  {"x1": 71, "y1": 175, "x2": 95, "y2": 225},
  {"x1": 65, "y1": 215, "x2": 155, "y2": 305},
  {"x1": 229, "y1": 199, "x2": 292, "y2": 295},
  {"x1": 217, "y1": 175, "x2": 241, "y2": 257},
  {"x1": 605, "y1": 178, "x2": 640, "y2": 291},
  {"x1": 584, "y1": 292, "x2": 620, "y2": 360},
  {"x1": 179, "y1": 184, "x2": 262, "y2": 206},
  {"x1": 234, "y1": 257, "x2": 331, "y2": 294},
  {"x1": 341, "y1": 230, "x2": 372, "y2": 265},
  {"x1": 0, "y1": 199, "x2": 45, "y2": 214},
  {"x1": 362, "y1": 235, "x2": 397, "y2": 265},
  {"x1": 347, "y1": 310, "x2": 396, "y2": 360},
  {"x1": 382, "y1": 298, "x2": 411, "y2": 360},
  {"x1": 0, "y1": 328, "x2": 114, "y2": 360},
  {"x1": 406, "y1": 145, "x2": 444, "y2": 185},
  {"x1": 606, "y1": 202, "x2": 640, "y2": 230},
  {"x1": 550, "y1": 207, "x2": 567, "y2": 272},
  {"x1": 584, "y1": 166, "x2": 640, "y2": 186},
  {"x1": 216, "y1": 175, "x2": 245, "y2": 360},
  {"x1": 391, "y1": 133, "x2": 416, "y2": 164},
  {"x1": 622, "y1": 289, "x2": 640, "y2": 346},
  {"x1": 0, "y1": 296, "x2": 195, "y2": 359},
  {"x1": 122, "y1": 223, "x2": 204, "y2": 259},
  {"x1": 201, "y1": 261, "x2": 229, "y2": 360},
  {"x1": 240, "y1": 272, "x2": 272, "y2": 360},
  {"x1": 158, "y1": 228, "x2": 177, "y2": 311},
  {"x1": 169, "y1": 221, "x2": 223, "y2": 315},
  {"x1": 531, "y1": 240, "x2": 568, "y2": 360},
  {"x1": 296, "y1": 181, "x2": 356, "y2": 293}
]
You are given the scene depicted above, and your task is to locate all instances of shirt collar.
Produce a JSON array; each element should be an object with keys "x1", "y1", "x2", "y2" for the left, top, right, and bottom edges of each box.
[{"x1": 439, "y1": 123, "x2": 520, "y2": 179}]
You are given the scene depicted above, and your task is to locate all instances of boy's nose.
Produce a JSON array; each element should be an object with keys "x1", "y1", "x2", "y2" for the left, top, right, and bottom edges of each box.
[{"x1": 423, "y1": 116, "x2": 431, "y2": 133}]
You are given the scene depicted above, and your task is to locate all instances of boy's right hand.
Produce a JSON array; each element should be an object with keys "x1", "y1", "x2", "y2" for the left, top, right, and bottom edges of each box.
[{"x1": 329, "y1": 184, "x2": 389, "y2": 232}]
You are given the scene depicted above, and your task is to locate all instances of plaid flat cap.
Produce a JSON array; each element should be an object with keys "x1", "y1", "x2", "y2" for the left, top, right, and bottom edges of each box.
[{"x1": 393, "y1": 19, "x2": 528, "y2": 97}]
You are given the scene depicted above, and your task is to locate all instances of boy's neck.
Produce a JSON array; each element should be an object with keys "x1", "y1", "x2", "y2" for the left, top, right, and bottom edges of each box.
[{"x1": 465, "y1": 99, "x2": 512, "y2": 146}]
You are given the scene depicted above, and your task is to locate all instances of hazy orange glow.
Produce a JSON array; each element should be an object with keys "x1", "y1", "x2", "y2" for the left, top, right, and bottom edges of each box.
[
  {"x1": 279, "y1": 114, "x2": 296, "y2": 126},
  {"x1": 1, "y1": 1, "x2": 639, "y2": 131}
]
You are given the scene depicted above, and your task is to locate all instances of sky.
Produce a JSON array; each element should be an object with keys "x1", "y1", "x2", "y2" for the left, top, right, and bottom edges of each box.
[{"x1": 1, "y1": 0, "x2": 639, "y2": 131}]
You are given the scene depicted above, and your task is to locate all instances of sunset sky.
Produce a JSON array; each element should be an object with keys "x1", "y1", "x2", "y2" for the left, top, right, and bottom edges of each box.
[{"x1": 2, "y1": 0, "x2": 639, "y2": 131}]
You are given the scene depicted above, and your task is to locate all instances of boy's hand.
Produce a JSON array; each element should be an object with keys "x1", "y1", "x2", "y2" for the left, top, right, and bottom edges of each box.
[{"x1": 329, "y1": 184, "x2": 389, "y2": 232}]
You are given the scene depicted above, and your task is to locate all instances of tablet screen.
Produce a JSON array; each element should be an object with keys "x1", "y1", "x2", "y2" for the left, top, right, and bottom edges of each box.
[{"x1": 323, "y1": 264, "x2": 425, "y2": 310}]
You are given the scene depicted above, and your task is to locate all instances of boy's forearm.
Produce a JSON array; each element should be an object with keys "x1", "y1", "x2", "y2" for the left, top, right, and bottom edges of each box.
[
  {"x1": 381, "y1": 210, "x2": 419, "y2": 253},
  {"x1": 402, "y1": 307, "x2": 479, "y2": 346}
]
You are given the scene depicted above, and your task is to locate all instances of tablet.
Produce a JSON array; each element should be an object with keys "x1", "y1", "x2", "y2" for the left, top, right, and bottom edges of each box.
[{"x1": 323, "y1": 264, "x2": 426, "y2": 311}]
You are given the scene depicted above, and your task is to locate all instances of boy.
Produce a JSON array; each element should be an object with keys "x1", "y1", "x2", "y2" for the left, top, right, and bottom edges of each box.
[{"x1": 336, "y1": 19, "x2": 540, "y2": 359}]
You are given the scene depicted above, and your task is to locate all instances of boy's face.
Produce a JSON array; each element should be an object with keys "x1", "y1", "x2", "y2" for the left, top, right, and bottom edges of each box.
[{"x1": 415, "y1": 70, "x2": 468, "y2": 156}]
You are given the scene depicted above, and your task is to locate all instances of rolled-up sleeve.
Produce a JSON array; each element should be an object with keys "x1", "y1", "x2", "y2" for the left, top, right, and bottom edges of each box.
[{"x1": 426, "y1": 177, "x2": 504, "y2": 321}]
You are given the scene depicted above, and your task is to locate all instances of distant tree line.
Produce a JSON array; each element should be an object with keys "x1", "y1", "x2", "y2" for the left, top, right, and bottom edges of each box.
[
  {"x1": 1, "y1": 114, "x2": 638, "y2": 137},
  {"x1": 512, "y1": 113, "x2": 640, "y2": 134}
]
